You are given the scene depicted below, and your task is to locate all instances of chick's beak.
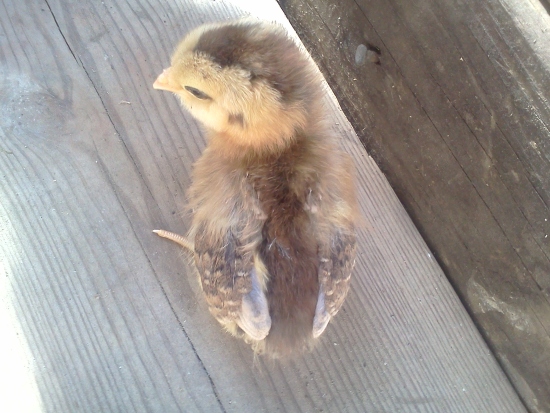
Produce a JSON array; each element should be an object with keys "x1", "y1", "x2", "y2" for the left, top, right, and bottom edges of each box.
[{"x1": 153, "y1": 67, "x2": 183, "y2": 93}]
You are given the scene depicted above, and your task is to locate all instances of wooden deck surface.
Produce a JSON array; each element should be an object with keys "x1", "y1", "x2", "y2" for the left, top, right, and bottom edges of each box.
[{"x1": 0, "y1": 0, "x2": 527, "y2": 412}]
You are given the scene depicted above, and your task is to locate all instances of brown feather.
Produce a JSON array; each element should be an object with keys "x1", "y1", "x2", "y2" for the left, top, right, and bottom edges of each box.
[
  {"x1": 153, "y1": 19, "x2": 359, "y2": 356},
  {"x1": 245, "y1": 136, "x2": 320, "y2": 355}
]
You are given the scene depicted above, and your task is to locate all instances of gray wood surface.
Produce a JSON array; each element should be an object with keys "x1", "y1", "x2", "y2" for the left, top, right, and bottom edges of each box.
[
  {"x1": 0, "y1": 0, "x2": 526, "y2": 412},
  {"x1": 277, "y1": 0, "x2": 550, "y2": 411}
]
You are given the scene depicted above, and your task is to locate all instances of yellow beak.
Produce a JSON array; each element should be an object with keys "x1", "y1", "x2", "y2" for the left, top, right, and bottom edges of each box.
[{"x1": 153, "y1": 67, "x2": 183, "y2": 93}]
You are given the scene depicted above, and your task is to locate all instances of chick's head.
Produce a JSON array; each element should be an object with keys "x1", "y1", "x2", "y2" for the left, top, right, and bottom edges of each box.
[{"x1": 154, "y1": 21, "x2": 322, "y2": 154}]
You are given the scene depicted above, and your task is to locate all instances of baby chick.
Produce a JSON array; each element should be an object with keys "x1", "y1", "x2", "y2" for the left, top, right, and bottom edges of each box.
[{"x1": 153, "y1": 20, "x2": 358, "y2": 356}]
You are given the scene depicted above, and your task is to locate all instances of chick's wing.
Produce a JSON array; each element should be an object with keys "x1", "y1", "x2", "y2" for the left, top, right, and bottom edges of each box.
[
  {"x1": 313, "y1": 229, "x2": 356, "y2": 337},
  {"x1": 194, "y1": 225, "x2": 271, "y2": 340}
]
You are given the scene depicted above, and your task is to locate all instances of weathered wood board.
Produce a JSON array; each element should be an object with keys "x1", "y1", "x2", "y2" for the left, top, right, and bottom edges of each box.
[
  {"x1": 0, "y1": 0, "x2": 526, "y2": 412},
  {"x1": 277, "y1": 0, "x2": 550, "y2": 411}
]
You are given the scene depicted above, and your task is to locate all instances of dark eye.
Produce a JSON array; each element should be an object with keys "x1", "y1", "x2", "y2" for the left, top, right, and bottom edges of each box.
[{"x1": 184, "y1": 86, "x2": 210, "y2": 100}]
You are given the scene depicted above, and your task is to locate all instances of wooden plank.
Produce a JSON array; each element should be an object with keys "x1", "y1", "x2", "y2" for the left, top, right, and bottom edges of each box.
[
  {"x1": 277, "y1": 0, "x2": 550, "y2": 411},
  {"x1": 0, "y1": 1, "x2": 223, "y2": 412},
  {"x1": 0, "y1": 0, "x2": 526, "y2": 411}
]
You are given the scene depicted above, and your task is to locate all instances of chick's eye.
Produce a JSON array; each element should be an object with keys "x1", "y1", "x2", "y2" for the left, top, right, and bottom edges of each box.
[{"x1": 184, "y1": 86, "x2": 210, "y2": 100}]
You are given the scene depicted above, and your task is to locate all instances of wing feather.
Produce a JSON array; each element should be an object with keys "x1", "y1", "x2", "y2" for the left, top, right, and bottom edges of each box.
[
  {"x1": 313, "y1": 229, "x2": 356, "y2": 337},
  {"x1": 194, "y1": 224, "x2": 271, "y2": 339}
]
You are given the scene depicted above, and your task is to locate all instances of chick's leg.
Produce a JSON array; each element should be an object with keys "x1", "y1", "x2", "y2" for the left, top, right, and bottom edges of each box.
[{"x1": 153, "y1": 229, "x2": 194, "y2": 251}]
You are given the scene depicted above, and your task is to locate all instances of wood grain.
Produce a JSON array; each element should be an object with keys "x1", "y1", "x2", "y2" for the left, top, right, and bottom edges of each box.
[
  {"x1": 277, "y1": 0, "x2": 550, "y2": 411},
  {"x1": 0, "y1": 0, "x2": 526, "y2": 412}
]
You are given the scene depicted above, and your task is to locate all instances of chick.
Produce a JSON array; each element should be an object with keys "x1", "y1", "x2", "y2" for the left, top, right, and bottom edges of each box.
[{"x1": 153, "y1": 20, "x2": 358, "y2": 356}]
